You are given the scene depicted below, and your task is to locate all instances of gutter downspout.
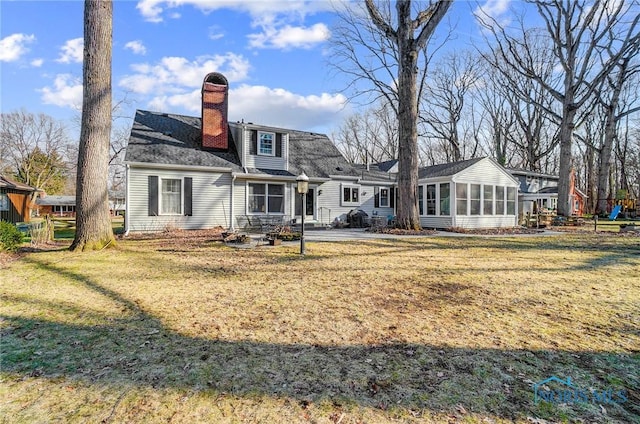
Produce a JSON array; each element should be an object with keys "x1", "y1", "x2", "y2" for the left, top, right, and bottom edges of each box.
[
  {"x1": 124, "y1": 164, "x2": 130, "y2": 236},
  {"x1": 230, "y1": 174, "x2": 236, "y2": 230}
]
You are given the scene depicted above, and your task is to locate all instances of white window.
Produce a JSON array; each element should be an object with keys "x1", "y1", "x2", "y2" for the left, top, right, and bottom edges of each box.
[
  {"x1": 258, "y1": 131, "x2": 275, "y2": 156},
  {"x1": 379, "y1": 188, "x2": 390, "y2": 207},
  {"x1": 161, "y1": 179, "x2": 182, "y2": 215},
  {"x1": 248, "y1": 183, "x2": 284, "y2": 214},
  {"x1": 0, "y1": 193, "x2": 8, "y2": 211},
  {"x1": 342, "y1": 185, "x2": 360, "y2": 206}
]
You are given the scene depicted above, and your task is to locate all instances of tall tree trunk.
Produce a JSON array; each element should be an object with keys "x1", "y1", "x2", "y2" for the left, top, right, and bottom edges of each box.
[
  {"x1": 557, "y1": 104, "x2": 576, "y2": 217},
  {"x1": 395, "y1": 1, "x2": 420, "y2": 230},
  {"x1": 71, "y1": 0, "x2": 115, "y2": 251}
]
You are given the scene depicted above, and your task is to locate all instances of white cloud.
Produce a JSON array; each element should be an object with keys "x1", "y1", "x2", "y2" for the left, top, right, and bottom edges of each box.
[
  {"x1": 145, "y1": 84, "x2": 347, "y2": 131},
  {"x1": 31, "y1": 58, "x2": 44, "y2": 67},
  {"x1": 39, "y1": 74, "x2": 83, "y2": 109},
  {"x1": 119, "y1": 53, "x2": 251, "y2": 95},
  {"x1": 0, "y1": 33, "x2": 36, "y2": 62},
  {"x1": 248, "y1": 23, "x2": 330, "y2": 50},
  {"x1": 136, "y1": 0, "x2": 333, "y2": 23},
  {"x1": 229, "y1": 85, "x2": 346, "y2": 130},
  {"x1": 125, "y1": 40, "x2": 147, "y2": 55},
  {"x1": 475, "y1": 0, "x2": 511, "y2": 19},
  {"x1": 57, "y1": 37, "x2": 84, "y2": 64}
]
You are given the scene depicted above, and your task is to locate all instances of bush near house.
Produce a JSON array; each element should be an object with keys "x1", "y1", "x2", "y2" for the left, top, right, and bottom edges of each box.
[{"x1": 0, "y1": 220, "x2": 23, "y2": 252}]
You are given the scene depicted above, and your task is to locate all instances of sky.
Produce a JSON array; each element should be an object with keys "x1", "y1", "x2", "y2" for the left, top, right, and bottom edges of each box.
[{"x1": 0, "y1": 0, "x2": 510, "y2": 138}]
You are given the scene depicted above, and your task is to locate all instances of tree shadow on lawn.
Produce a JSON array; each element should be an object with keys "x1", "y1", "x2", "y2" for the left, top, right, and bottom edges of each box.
[{"x1": 2, "y1": 255, "x2": 638, "y2": 423}]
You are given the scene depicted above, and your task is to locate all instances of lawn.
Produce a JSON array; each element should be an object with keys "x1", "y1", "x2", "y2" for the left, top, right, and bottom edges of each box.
[{"x1": 1, "y1": 232, "x2": 638, "y2": 423}]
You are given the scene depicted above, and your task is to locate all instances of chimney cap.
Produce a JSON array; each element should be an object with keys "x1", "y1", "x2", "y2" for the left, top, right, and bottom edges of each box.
[{"x1": 203, "y1": 72, "x2": 228, "y2": 87}]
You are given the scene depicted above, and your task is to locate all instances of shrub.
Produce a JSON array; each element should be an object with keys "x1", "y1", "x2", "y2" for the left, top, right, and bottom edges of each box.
[{"x1": 0, "y1": 221, "x2": 23, "y2": 252}]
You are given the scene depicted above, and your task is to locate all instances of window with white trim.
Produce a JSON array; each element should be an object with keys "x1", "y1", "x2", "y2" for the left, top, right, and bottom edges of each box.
[
  {"x1": 0, "y1": 193, "x2": 8, "y2": 211},
  {"x1": 456, "y1": 183, "x2": 468, "y2": 215},
  {"x1": 418, "y1": 185, "x2": 424, "y2": 215},
  {"x1": 161, "y1": 179, "x2": 182, "y2": 215},
  {"x1": 342, "y1": 185, "x2": 360, "y2": 206},
  {"x1": 379, "y1": 188, "x2": 390, "y2": 207},
  {"x1": 258, "y1": 131, "x2": 275, "y2": 156},
  {"x1": 248, "y1": 183, "x2": 284, "y2": 214}
]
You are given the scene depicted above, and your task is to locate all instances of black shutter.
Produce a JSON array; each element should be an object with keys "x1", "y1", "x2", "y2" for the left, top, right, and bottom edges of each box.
[
  {"x1": 148, "y1": 176, "x2": 158, "y2": 216},
  {"x1": 390, "y1": 187, "x2": 395, "y2": 208},
  {"x1": 250, "y1": 131, "x2": 257, "y2": 155},
  {"x1": 374, "y1": 187, "x2": 380, "y2": 208},
  {"x1": 276, "y1": 133, "x2": 282, "y2": 157},
  {"x1": 184, "y1": 177, "x2": 192, "y2": 216}
]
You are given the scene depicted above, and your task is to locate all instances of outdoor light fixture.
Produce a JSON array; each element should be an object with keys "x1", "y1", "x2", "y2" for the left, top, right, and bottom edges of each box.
[{"x1": 296, "y1": 172, "x2": 309, "y2": 255}]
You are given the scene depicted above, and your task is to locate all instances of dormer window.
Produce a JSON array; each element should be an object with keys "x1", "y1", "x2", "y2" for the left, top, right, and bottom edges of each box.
[{"x1": 258, "y1": 131, "x2": 275, "y2": 156}]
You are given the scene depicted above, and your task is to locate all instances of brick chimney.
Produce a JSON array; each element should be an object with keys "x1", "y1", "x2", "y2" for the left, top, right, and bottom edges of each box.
[{"x1": 201, "y1": 72, "x2": 229, "y2": 150}]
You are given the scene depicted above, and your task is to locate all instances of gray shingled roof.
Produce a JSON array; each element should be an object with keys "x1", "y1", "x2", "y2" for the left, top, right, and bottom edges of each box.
[
  {"x1": 418, "y1": 157, "x2": 484, "y2": 179},
  {"x1": 125, "y1": 110, "x2": 359, "y2": 179},
  {"x1": 124, "y1": 110, "x2": 243, "y2": 170},
  {"x1": 0, "y1": 175, "x2": 38, "y2": 192},
  {"x1": 36, "y1": 195, "x2": 76, "y2": 206}
]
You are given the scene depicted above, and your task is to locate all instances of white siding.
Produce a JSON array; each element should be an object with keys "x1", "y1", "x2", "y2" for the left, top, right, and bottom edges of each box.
[
  {"x1": 127, "y1": 167, "x2": 232, "y2": 232},
  {"x1": 420, "y1": 216, "x2": 453, "y2": 229}
]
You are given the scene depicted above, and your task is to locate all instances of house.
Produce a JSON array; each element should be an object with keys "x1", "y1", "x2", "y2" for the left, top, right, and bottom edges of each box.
[
  {"x1": 509, "y1": 168, "x2": 587, "y2": 221},
  {"x1": 0, "y1": 175, "x2": 38, "y2": 224},
  {"x1": 123, "y1": 72, "x2": 519, "y2": 232},
  {"x1": 36, "y1": 195, "x2": 76, "y2": 217}
]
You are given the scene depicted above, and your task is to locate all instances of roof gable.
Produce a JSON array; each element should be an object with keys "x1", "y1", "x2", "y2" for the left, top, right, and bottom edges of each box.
[
  {"x1": 0, "y1": 175, "x2": 38, "y2": 192},
  {"x1": 418, "y1": 157, "x2": 484, "y2": 179}
]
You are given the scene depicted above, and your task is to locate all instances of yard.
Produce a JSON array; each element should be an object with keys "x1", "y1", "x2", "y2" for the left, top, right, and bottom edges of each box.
[{"x1": 1, "y1": 232, "x2": 638, "y2": 423}]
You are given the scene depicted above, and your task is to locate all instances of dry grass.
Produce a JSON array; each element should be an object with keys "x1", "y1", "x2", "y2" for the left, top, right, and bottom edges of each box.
[{"x1": 1, "y1": 232, "x2": 639, "y2": 423}]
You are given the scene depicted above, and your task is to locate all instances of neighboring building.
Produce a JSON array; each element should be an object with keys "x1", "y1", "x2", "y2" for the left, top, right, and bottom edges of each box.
[
  {"x1": 0, "y1": 175, "x2": 38, "y2": 223},
  {"x1": 124, "y1": 72, "x2": 519, "y2": 232},
  {"x1": 510, "y1": 169, "x2": 587, "y2": 220},
  {"x1": 109, "y1": 190, "x2": 126, "y2": 216},
  {"x1": 36, "y1": 195, "x2": 76, "y2": 217}
]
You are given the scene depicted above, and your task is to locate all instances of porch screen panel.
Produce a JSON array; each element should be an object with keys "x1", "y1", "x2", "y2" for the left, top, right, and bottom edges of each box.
[
  {"x1": 426, "y1": 184, "x2": 436, "y2": 215},
  {"x1": 439, "y1": 183, "x2": 450, "y2": 215},
  {"x1": 456, "y1": 183, "x2": 468, "y2": 215},
  {"x1": 470, "y1": 184, "x2": 481, "y2": 215},
  {"x1": 507, "y1": 187, "x2": 516, "y2": 215},
  {"x1": 496, "y1": 186, "x2": 505, "y2": 215},
  {"x1": 483, "y1": 185, "x2": 494, "y2": 215}
]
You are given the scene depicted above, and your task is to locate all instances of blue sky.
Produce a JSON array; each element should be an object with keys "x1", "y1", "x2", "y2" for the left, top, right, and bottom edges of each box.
[{"x1": 1, "y1": 0, "x2": 509, "y2": 137}]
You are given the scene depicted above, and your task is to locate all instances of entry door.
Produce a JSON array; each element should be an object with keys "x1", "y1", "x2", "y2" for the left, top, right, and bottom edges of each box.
[{"x1": 294, "y1": 188, "x2": 315, "y2": 219}]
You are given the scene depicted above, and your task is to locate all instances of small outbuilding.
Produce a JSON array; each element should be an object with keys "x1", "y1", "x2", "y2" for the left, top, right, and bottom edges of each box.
[{"x1": 0, "y1": 175, "x2": 38, "y2": 224}]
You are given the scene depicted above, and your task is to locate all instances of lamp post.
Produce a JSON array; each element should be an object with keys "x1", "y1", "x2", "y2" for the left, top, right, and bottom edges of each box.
[{"x1": 296, "y1": 172, "x2": 309, "y2": 255}]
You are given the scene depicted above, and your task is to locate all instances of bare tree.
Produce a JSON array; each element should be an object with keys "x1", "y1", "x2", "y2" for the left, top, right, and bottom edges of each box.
[
  {"x1": 478, "y1": 0, "x2": 640, "y2": 216},
  {"x1": 332, "y1": 0, "x2": 453, "y2": 229},
  {"x1": 420, "y1": 50, "x2": 479, "y2": 162},
  {"x1": 71, "y1": 0, "x2": 115, "y2": 251},
  {"x1": 594, "y1": 55, "x2": 640, "y2": 214},
  {"x1": 332, "y1": 102, "x2": 398, "y2": 164},
  {"x1": 0, "y1": 110, "x2": 73, "y2": 194}
]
